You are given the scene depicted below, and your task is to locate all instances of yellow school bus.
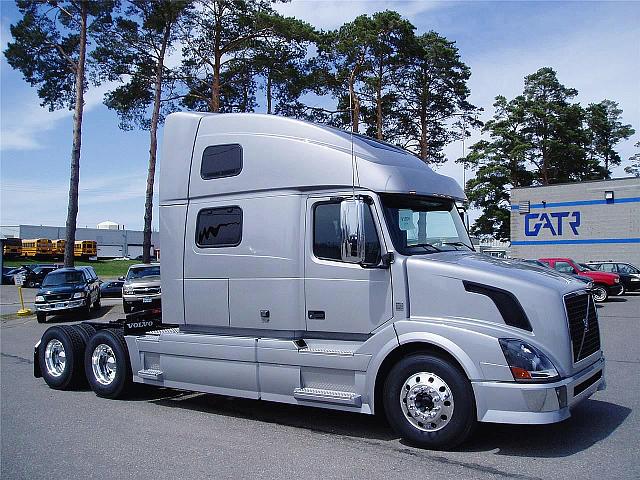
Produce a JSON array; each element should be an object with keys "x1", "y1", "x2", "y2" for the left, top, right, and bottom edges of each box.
[
  {"x1": 52, "y1": 239, "x2": 66, "y2": 257},
  {"x1": 3, "y1": 238, "x2": 22, "y2": 257},
  {"x1": 74, "y1": 240, "x2": 97, "y2": 258},
  {"x1": 22, "y1": 238, "x2": 53, "y2": 257}
]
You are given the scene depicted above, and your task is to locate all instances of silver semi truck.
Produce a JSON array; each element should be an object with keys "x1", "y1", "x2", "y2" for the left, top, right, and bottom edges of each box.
[{"x1": 34, "y1": 113, "x2": 605, "y2": 449}]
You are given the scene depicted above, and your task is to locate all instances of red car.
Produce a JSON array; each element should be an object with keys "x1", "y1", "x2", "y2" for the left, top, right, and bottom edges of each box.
[{"x1": 539, "y1": 257, "x2": 621, "y2": 302}]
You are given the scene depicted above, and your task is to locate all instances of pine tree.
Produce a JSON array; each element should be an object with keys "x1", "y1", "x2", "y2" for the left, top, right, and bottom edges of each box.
[
  {"x1": 586, "y1": 100, "x2": 635, "y2": 175},
  {"x1": 4, "y1": 0, "x2": 116, "y2": 267},
  {"x1": 93, "y1": 0, "x2": 191, "y2": 263}
]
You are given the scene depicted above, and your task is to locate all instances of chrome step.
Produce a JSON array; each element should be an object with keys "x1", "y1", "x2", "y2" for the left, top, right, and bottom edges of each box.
[
  {"x1": 138, "y1": 368, "x2": 163, "y2": 380},
  {"x1": 293, "y1": 387, "x2": 362, "y2": 406}
]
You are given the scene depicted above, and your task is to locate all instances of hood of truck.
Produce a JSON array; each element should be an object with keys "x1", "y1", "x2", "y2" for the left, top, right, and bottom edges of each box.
[
  {"x1": 37, "y1": 284, "x2": 85, "y2": 296},
  {"x1": 125, "y1": 275, "x2": 161, "y2": 288},
  {"x1": 405, "y1": 252, "x2": 589, "y2": 376}
]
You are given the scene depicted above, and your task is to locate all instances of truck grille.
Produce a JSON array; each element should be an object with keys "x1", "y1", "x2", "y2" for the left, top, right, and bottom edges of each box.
[
  {"x1": 44, "y1": 293, "x2": 72, "y2": 302},
  {"x1": 132, "y1": 286, "x2": 160, "y2": 295},
  {"x1": 564, "y1": 292, "x2": 600, "y2": 362}
]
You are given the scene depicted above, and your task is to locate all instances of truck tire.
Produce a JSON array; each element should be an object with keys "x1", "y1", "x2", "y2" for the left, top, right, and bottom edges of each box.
[
  {"x1": 84, "y1": 328, "x2": 132, "y2": 399},
  {"x1": 592, "y1": 285, "x2": 608, "y2": 302},
  {"x1": 36, "y1": 312, "x2": 47, "y2": 323},
  {"x1": 38, "y1": 325, "x2": 86, "y2": 390},
  {"x1": 383, "y1": 353, "x2": 476, "y2": 450},
  {"x1": 75, "y1": 323, "x2": 96, "y2": 343}
]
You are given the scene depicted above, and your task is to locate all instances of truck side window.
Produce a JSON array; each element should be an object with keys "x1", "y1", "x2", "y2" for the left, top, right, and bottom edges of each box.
[
  {"x1": 201, "y1": 144, "x2": 243, "y2": 179},
  {"x1": 196, "y1": 206, "x2": 242, "y2": 247},
  {"x1": 313, "y1": 202, "x2": 381, "y2": 264}
]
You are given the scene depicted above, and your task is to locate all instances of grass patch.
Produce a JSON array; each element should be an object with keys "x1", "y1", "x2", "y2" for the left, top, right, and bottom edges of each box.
[{"x1": 4, "y1": 258, "x2": 140, "y2": 279}]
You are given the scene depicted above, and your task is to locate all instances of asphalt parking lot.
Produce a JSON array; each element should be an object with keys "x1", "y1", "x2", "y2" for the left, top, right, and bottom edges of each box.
[{"x1": 1, "y1": 285, "x2": 639, "y2": 480}]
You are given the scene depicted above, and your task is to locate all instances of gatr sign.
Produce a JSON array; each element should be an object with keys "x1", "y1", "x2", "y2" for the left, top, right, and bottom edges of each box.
[{"x1": 524, "y1": 211, "x2": 581, "y2": 236}]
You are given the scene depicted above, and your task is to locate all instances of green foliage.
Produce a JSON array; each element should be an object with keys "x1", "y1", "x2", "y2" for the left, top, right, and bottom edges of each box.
[
  {"x1": 92, "y1": 0, "x2": 191, "y2": 130},
  {"x1": 624, "y1": 142, "x2": 640, "y2": 177},
  {"x1": 396, "y1": 31, "x2": 478, "y2": 165},
  {"x1": 4, "y1": 0, "x2": 115, "y2": 111},
  {"x1": 586, "y1": 100, "x2": 635, "y2": 174}
]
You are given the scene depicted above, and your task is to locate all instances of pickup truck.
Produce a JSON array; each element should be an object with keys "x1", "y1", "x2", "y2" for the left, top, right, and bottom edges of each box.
[{"x1": 34, "y1": 113, "x2": 605, "y2": 450}]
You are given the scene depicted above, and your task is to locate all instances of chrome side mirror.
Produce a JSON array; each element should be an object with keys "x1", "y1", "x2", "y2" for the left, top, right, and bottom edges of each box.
[{"x1": 340, "y1": 198, "x2": 366, "y2": 264}]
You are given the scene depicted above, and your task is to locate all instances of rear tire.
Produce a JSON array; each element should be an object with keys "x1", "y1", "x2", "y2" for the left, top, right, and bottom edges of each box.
[
  {"x1": 36, "y1": 313, "x2": 47, "y2": 323},
  {"x1": 123, "y1": 302, "x2": 131, "y2": 314},
  {"x1": 592, "y1": 285, "x2": 608, "y2": 302},
  {"x1": 383, "y1": 353, "x2": 476, "y2": 450},
  {"x1": 75, "y1": 323, "x2": 96, "y2": 343},
  {"x1": 93, "y1": 294, "x2": 101, "y2": 310},
  {"x1": 38, "y1": 325, "x2": 86, "y2": 390},
  {"x1": 84, "y1": 328, "x2": 132, "y2": 399},
  {"x1": 616, "y1": 285, "x2": 625, "y2": 296}
]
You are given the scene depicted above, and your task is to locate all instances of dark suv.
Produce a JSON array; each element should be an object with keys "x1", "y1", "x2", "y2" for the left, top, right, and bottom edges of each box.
[
  {"x1": 587, "y1": 261, "x2": 640, "y2": 295},
  {"x1": 34, "y1": 267, "x2": 101, "y2": 323}
]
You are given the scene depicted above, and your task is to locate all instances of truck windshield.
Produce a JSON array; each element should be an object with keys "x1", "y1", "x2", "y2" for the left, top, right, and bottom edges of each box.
[
  {"x1": 42, "y1": 271, "x2": 84, "y2": 286},
  {"x1": 380, "y1": 194, "x2": 473, "y2": 255},
  {"x1": 127, "y1": 265, "x2": 160, "y2": 280}
]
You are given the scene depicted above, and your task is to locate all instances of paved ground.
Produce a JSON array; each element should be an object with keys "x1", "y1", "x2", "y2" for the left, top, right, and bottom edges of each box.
[{"x1": 1, "y1": 285, "x2": 639, "y2": 480}]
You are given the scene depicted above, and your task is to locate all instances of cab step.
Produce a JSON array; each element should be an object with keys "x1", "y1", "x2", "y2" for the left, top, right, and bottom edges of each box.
[
  {"x1": 138, "y1": 368, "x2": 163, "y2": 380},
  {"x1": 293, "y1": 387, "x2": 362, "y2": 406}
]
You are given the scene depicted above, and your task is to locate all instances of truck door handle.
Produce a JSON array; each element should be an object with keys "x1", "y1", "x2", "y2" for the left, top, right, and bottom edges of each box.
[{"x1": 308, "y1": 310, "x2": 325, "y2": 320}]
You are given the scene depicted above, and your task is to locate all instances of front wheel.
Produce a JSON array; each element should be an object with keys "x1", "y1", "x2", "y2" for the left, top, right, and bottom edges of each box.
[
  {"x1": 592, "y1": 285, "x2": 608, "y2": 302},
  {"x1": 383, "y1": 353, "x2": 476, "y2": 450}
]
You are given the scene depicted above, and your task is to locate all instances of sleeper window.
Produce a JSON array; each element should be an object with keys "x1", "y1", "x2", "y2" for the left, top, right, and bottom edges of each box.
[
  {"x1": 313, "y1": 202, "x2": 381, "y2": 264},
  {"x1": 196, "y1": 206, "x2": 242, "y2": 247},
  {"x1": 201, "y1": 144, "x2": 243, "y2": 179}
]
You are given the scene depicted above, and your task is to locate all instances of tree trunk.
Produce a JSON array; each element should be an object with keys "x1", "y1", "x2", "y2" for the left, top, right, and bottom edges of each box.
[
  {"x1": 376, "y1": 62, "x2": 383, "y2": 139},
  {"x1": 420, "y1": 109, "x2": 428, "y2": 161},
  {"x1": 63, "y1": 2, "x2": 88, "y2": 268},
  {"x1": 211, "y1": 53, "x2": 220, "y2": 112},
  {"x1": 266, "y1": 73, "x2": 272, "y2": 114},
  {"x1": 142, "y1": 24, "x2": 171, "y2": 264}
]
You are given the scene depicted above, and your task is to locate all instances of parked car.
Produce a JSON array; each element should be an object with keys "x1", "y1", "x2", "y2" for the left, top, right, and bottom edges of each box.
[
  {"x1": 34, "y1": 266, "x2": 101, "y2": 323},
  {"x1": 2, "y1": 267, "x2": 22, "y2": 285},
  {"x1": 586, "y1": 261, "x2": 640, "y2": 295},
  {"x1": 538, "y1": 258, "x2": 621, "y2": 302},
  {"x1": 100, "y1": 280, "x2": 124, "y2": 298},
  {"x1": 121, "y1": 263, "x2": 161, "y2": 313},
  {"x1": 521, "y1": 259, "x2": 595, "y2": 290},
  {"x1": 20, "y1": 264, "x2": 59, "y2": 288}
]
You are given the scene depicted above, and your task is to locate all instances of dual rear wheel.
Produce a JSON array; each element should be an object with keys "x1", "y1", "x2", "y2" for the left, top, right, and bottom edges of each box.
[{"x1": 39, "y1": 325, "x2": 131, "y2": 399}]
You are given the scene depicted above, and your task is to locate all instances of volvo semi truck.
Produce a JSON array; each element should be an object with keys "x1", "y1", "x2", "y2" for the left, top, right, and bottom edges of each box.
[{"x1": 34, "y1": 113, "x2": 605, "y2": 449}]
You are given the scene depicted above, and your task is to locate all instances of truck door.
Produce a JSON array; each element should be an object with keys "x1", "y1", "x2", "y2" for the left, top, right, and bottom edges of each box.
[{"x1": 304, "y1": 196, "x2": 393, "y2": 334}]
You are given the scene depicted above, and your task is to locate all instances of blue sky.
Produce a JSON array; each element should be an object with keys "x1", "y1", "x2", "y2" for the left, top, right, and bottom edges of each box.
[{"x1": 1, "y1": 0, "x2": 639, "y2": 230}]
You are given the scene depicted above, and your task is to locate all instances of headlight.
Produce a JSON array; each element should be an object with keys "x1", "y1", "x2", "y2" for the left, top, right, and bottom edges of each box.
[
  {"x1": 614, "y1": 277, "x2": 620, "y2": 284},
  {"x1": 499, "y1": 338, "x2": 559, "y2": 382},
  {"x1": 123, "y1": 287, "x2": 133, "y2": 294},
  {"x1": 35, "y1": 295, "x2": 45, "y2": 302},
  {"x1": 72, "y1": 292, "x2": 86, "y2": 299}
]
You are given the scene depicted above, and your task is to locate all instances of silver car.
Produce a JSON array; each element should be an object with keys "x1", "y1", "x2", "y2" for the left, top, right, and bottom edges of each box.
[{"x1": 121, "y1": 264, "x2": 161, "y2": 314}]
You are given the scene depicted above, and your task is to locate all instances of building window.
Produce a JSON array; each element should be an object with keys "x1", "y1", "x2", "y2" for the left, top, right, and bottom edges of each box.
[
  {"x1": 313, "y1": 202, "x2": 381, "y2": 264},
  {"x1": 196, "y1": 206, "x2": 242, "y2": 247},
  {"x1": 201, "y1": 144, "x2": 243, "y2": 179}
]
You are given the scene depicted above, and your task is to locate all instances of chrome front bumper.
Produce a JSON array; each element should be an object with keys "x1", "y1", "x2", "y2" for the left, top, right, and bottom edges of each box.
[
  {"x1": 473, "y1": 356, "x2": 605, "y2": 424},
  {"x1": 35, "y1": 299, "x2": 86, "y2": 311}
]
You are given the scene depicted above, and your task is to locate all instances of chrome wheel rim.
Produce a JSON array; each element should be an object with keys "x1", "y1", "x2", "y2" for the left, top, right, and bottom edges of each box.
[
  {"x1": 44, "y1": 339, "x2": 66, "y2": 377},
  {"x1": 91, "y1": 344, "x2": 117, "y2": 385},
  {"x1": 593, "y1": 288, "x2": 606, "y2": 302},
  {"x1": 400, "y1": 372, "x2": 454, "y2": 432}
]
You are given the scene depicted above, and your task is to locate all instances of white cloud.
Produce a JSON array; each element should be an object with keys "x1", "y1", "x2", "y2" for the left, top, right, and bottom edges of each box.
[
  {"x1": 274, "y1": 0, "x2": 443, "y2": 30},
  {"x1": 0, "y1": 82, "x2": 115, "y2": 152}
]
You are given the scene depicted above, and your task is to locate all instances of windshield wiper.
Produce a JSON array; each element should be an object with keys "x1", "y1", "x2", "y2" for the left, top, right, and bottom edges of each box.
[{"x1": 441, "y1": 241, "x2": 473, "y2": 251}]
